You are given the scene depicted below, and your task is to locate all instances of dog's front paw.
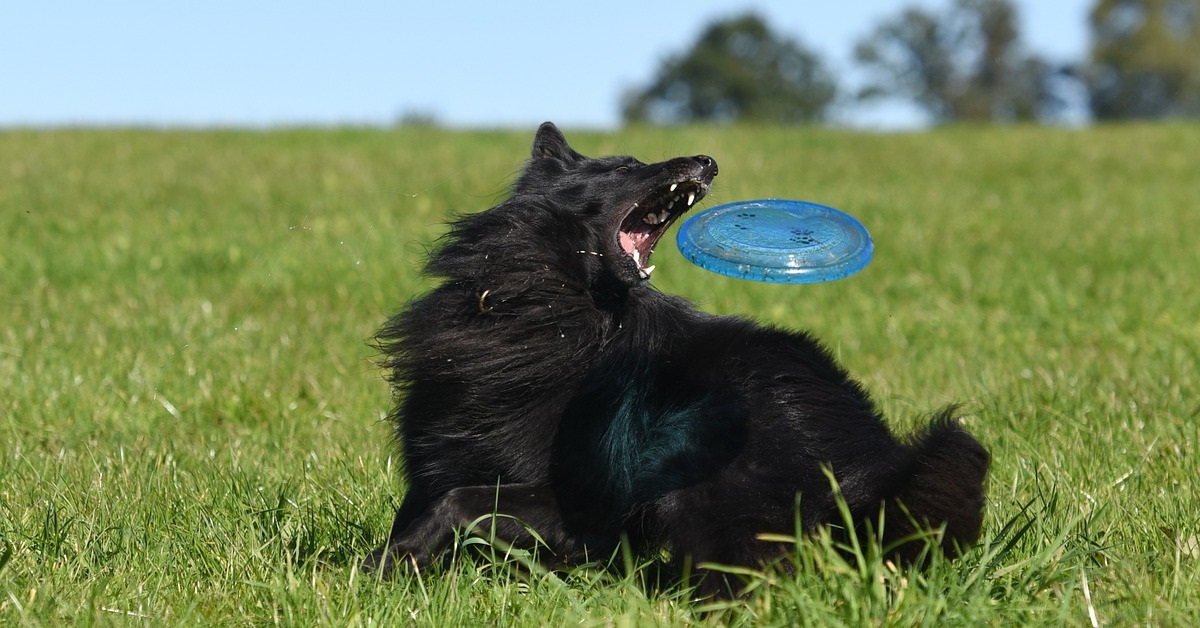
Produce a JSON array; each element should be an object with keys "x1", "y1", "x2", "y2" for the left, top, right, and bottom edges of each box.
[{"x1": 361, "y1": 543, "x2": 417, "y2": 578}]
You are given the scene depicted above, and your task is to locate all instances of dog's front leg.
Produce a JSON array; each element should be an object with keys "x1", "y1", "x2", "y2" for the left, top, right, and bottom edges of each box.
[{"x1": 364, "y1": 482, "x2": 585, "y2": 576}]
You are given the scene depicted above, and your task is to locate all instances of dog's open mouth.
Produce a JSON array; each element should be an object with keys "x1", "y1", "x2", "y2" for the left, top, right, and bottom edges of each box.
[{"x1": 618, "y1": 180, "x2": 708, "y2": 280}]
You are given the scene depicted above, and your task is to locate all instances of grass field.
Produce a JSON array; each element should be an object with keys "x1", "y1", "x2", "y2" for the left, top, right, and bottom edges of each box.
[{"x1": 2, "y1": 122, "x2": 1198, "y2": 625}]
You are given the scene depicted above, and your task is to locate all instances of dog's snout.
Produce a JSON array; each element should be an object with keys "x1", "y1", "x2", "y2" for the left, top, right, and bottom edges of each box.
[{"x1": 692, "y1": 155, "x2": 718, "y2": 177}]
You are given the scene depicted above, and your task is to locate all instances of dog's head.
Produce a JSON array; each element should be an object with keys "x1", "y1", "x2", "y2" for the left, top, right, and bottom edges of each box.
[{"x1": 513, "y1": 122, "x2": 718, "y2": 288}]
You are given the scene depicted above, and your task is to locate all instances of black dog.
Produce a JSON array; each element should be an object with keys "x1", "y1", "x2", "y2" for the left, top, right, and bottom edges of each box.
[{"x1": 365, "y1": 123, "x2": 988, "y2": 593}]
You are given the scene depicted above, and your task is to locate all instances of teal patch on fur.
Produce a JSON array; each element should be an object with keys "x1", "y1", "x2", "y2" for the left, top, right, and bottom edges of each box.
[
  {"x1": 555, "y1": 359, "x2": 746, "y2": 524},
  {"x1": 600, "y1": 374, "x2": 713, "y2": 501}
]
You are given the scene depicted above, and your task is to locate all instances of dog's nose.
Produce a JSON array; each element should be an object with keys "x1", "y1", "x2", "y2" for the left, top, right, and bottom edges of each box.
[{"x1": 692, "y1": 155, "x2": 718, "y2": 176}]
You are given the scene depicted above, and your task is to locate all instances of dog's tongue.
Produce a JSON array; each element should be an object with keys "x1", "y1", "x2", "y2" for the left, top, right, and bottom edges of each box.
[
  {"x1": 619, "y1": 232, "x2": 636, "y2": 256},
  {"x1": 619, "y1": 230, "x2": 650, "y2": 267}
]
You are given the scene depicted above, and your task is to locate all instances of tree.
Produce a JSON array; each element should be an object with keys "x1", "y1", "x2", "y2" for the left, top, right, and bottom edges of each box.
[
  {"x1": 854, "y1": 0, "x2": 1062, "y2": 123},
  {"x1": 622, "y1": 14, "x2": 837, "y2": 125},
  {"x1": 1085, "y1": 0, "x2": 1200, "y2": 119}
]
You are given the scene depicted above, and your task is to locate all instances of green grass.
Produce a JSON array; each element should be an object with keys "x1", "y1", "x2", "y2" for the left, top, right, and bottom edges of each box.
[{"x1": 2, "y1": 123, "x2": 1199, "y2": 625}]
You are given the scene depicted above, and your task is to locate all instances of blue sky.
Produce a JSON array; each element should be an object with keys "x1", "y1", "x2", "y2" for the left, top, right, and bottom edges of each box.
[{"x1": 2, "y1": 1, "x2": 1092, "y2": 130}]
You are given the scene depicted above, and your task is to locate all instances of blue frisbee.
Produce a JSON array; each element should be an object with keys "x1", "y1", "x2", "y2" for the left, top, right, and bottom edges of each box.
[{"x1": 676, "y1": 199, "x2": 873, "y2": 284}]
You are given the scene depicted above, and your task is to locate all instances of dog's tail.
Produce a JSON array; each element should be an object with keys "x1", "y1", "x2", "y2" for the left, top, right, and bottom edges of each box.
[{"x1": 882, "y1": 410, "x2": 990, "y2": 562}]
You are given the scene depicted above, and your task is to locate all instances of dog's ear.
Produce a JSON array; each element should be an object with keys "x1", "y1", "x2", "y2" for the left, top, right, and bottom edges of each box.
[{"x1": 532, "y1": 122, "x2": 585, "y2": 163}]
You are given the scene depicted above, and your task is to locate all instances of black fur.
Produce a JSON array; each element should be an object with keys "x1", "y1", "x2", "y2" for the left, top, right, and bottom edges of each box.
[{"x1": 364, "y1": 123, "x2": 989, "y2": 595}]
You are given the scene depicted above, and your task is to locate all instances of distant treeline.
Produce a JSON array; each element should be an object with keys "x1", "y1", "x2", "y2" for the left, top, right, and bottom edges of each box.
[{"x1": 617, "y1": 0, "x2": 1200, "y2": 126}]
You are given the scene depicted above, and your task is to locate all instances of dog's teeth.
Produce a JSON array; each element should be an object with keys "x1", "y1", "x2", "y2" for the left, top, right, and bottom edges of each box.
[
  {"x1": 667, "y1": 200, "x2": 675, "y2": 210},
  {"x1": 632, "y1": 249, "x2": 641, "y2": 265},
  {"x1": 669, "y1": 183, "x2": 678, "y2": 192},
  {"x1": 642, "y1": 212, "x2": 658, "y2": 225},
  {"x1": 644, "y1": 264, "x2": 656, "y2": 276},
  {"x1": 687, "y1": 193, "x2": 695, "y2": 206},
  {"x1": 659, "y1": 211, "x2": 671, "y2": 223}
]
